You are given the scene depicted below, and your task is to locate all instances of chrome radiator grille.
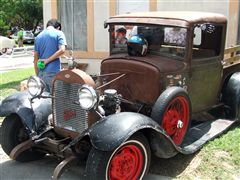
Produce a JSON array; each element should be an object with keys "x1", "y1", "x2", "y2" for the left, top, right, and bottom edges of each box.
[{"x1": 53, "y1": 80, "x2": 88, "y2": 133}]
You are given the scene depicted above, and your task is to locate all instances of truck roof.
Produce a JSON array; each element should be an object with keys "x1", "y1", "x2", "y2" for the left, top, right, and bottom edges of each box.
[{"x1": 106, "y1": 11, "x2": 227, "y2": 27}]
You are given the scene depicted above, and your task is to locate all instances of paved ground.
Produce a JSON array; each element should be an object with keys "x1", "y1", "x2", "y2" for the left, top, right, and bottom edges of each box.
[
  {"x1": 0, "y1": 145, "x2": 173, "y2": 180},
  {"x1": 0, "y1": 54, "x2": 33, "y2": 73}
]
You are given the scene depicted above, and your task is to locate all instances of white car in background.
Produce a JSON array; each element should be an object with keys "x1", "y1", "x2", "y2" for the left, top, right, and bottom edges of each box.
[{"x1": 0, "y1": 36, "x2": 15, "y2": 55}]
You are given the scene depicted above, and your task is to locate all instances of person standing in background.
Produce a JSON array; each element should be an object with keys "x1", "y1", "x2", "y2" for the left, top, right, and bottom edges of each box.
[
  {"x1": 34, "y1": 19, "x2": 67, "y2": 93},
  {"x1": 17, "y1": 28, "x2": 24, "y2": 47}
]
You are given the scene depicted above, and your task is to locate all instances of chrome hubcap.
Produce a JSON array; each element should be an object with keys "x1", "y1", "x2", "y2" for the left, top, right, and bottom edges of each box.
[{"x1": 177, "y1": 120, "x2": 184, "y2": 129}]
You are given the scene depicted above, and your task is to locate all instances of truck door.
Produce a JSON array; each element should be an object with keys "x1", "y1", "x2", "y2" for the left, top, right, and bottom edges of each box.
[{"x1": 188, "y1": 24, "x2": 225, "y2": 113}]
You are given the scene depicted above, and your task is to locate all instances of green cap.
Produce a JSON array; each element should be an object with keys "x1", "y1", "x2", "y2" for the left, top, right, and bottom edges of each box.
[{"x1": 37, "y1": 61, "x2": 45, "y2": 70}]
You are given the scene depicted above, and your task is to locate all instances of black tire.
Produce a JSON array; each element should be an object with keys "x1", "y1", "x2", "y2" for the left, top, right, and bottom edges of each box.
[
  {"x1": 86, "y1": 133, "x2": 151, "y2": 180},
  {"x1": 1, "y1": 114, "x2": 45, "y2": 162},
  {"x1": 1, "y1": 48, "x2": 7, "y2": 54},
  {"x1": 222, "y1": 72, "x2": 240, "y2": 120},
  {"x1": 151, "y1": 87, "x2": 192, "y2": 146}
]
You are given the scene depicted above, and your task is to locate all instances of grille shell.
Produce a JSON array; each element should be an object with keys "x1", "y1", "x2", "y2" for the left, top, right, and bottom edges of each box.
[{"x1": 53, "y1": 80, "x2": 88, "y2": 133}]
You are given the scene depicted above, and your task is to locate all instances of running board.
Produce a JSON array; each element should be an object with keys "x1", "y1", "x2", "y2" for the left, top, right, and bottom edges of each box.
[{"x1": 180, "y1": 119, "x2": 236, "y2": 154}]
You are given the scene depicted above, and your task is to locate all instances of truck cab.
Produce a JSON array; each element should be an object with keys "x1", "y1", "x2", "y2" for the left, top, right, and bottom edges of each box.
[{"x1": 102, "y1": 11, "x2": 227, "y2": 114}]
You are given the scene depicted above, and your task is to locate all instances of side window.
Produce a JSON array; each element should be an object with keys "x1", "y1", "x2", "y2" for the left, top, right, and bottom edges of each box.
[{"x1": 192, "y1": 24, "x2": 223, "y2": 60}]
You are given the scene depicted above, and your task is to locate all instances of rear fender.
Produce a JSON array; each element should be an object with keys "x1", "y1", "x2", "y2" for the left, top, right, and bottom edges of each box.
[
  {"x1": 0, "y1": 91, "x2": 52, "y2": 132},
  {"x1": 88, "y1": 112, "x2": 179, "y2": 158},
  {"x1": 222, "y1": 72, "x2": 240, "y2": 119}
]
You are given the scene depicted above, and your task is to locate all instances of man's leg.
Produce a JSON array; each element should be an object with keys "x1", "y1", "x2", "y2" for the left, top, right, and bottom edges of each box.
[
  {"x1": 44, "y1": 72, "x2": 57, "y2": 93},
  {"x1": 38, "y1": 71, "x2": 50, "y2": 93}
]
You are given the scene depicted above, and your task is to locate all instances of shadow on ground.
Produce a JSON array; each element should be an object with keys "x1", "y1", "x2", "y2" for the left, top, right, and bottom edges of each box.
[
  {"x1": 149, "y1": 152, "x2": 199, "y2": 178},
  {"x1": 0, "y1": 152, "x2": 197, "y2": 180},
  {"x1": 0, "y1": 155, "x2": 86, "y2": 180}
]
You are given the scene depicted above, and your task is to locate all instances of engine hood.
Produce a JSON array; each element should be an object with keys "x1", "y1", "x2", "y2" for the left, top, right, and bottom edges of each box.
[
  {"x1": 102, "y1": 54, "x2": 187, "y2": 74},
  {"x1": 101, "y1": 54, "x2": 187, "y2": 104}
]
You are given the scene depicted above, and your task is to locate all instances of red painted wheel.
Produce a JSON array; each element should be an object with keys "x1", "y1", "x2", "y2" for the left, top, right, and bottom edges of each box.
[
  {"x1": 151, "y1": 87, "x2": 191, "y2": 146},
  {"x1": 108, "y1": 144, "x2": 144, "y2": 179},
  {"x1": 86, "y1": 133, "x2": 151, "y2": 180},
  {"x1": 162, "y1": 96, "x2": 189, "y2": 145}
]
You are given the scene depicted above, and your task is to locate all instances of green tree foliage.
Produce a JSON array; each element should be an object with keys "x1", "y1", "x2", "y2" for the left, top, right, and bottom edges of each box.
[
  {"x1": 0, "y1": 12, "x2": 9, "y2": 36},
  {"x1": 0, "y1": 0, "x2": 43, "y2": 35}
]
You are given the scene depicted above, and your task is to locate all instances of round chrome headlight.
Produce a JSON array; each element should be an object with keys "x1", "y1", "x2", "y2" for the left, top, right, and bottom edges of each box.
[
  {"x1": 78, "y1": 85, "x2": 97, "y2": 110},
  {"x1": 27, "y1": 76, "x2": 45, "y2": 97}
]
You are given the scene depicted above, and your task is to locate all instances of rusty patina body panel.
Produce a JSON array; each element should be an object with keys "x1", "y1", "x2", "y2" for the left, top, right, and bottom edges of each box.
[{"x1": 101, "y1": 55, "x2": 188, "y2": 105}]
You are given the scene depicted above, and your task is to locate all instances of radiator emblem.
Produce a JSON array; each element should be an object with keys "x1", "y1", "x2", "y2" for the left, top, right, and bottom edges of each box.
[
  {"x1": 64, "y1": 109, "x2": 76, "y2": 121},
  {"x1": 65, "y1": 74, "x2": 71, "y2": 78}
]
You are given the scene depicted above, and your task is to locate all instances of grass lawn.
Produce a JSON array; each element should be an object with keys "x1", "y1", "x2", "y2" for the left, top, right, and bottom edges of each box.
[
  {"x1": 0, "y1": 68, "x2": 34, "y2": 123},
  {"x1": 177, "y1": 125, "x2": 240, "y2": 179},
  {"x1": 0, "y1": 67, "x2": 34, "y2": 98},
  {"x1": 0, "y1": 68, "x2": 240, "y2": 179}
]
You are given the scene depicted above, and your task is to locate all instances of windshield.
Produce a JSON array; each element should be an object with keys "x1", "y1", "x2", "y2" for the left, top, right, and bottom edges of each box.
[{"x1": 110, "y1": 24, "x2": 187, "y2": 60}]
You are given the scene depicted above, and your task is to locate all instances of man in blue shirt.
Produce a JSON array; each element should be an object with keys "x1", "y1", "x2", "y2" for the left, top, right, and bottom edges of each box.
[{"x1": 34, "y1": 19, "x2": 67, "y2": 92}]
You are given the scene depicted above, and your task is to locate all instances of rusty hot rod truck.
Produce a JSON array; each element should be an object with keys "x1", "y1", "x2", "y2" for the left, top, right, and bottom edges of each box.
[{"x1": 0, "y1": 11, "x2": 240, "y2": 179}]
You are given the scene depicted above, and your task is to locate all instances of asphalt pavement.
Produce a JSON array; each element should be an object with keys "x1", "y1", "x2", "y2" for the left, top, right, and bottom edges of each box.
[{"x1": 0, "y1": 145, "x2": 172, "y2": 180}]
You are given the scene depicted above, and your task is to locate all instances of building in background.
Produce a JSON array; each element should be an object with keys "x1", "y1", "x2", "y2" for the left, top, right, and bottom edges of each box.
[
  {"x1": 43, "y1": 0, "x2": 240, "y2": 73},
  {"x1": 238, "y1": 9, "x2": 240, "y2": 45}
]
